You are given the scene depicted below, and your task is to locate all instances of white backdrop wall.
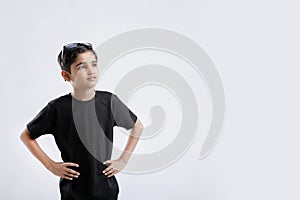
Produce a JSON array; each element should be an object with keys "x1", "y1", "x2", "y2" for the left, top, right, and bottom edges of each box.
[{"x1": 1, "y1": 0, "x2": 299, "y2": 199}]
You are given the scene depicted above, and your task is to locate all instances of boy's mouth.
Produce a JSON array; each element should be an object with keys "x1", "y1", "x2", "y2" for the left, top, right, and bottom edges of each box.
[{"x1": 87, "y1": 76, "x2": 97, "y2": 81}]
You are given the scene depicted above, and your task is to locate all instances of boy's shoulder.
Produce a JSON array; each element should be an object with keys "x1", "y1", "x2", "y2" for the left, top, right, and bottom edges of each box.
[
  {"x1": 47, "y1": 90, "x2": 115, "y2": 106},
  {"x1": 96, "y1": 90, "x2": 114, "y2": 97}
]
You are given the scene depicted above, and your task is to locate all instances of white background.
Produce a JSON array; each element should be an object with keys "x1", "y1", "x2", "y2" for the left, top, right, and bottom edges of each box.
[{"x1": 1, "y1": 0, "x2": 299, "y2": 199}]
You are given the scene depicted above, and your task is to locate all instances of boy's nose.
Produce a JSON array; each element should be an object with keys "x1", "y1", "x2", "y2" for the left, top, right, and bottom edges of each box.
[
  {"x1": 88, "y1": 70, "x2": 95, "y2": 75},
  {"x1": 87, "y1": 66, "x2": 95, "y2": 74}
]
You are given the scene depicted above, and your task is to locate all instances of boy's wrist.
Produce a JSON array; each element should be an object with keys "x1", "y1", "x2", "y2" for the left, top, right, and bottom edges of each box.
[
  {"x1": 119, "y1": 157, "x2": 128, "y2": 164},
  {"x1": 119, "y1": 151, "x2": 132, "y2": 164},
  {"x1": 45, "y1": 160, "x2": 55, "y2": 171}
]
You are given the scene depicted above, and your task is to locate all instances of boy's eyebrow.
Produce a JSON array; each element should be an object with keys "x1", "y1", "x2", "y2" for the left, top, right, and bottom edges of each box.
[{"x1": 75, "y1": 60, "x2": 97, "y2": 67}]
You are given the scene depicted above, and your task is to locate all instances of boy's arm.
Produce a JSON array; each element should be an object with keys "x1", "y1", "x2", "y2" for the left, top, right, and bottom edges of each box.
[
  {"x1": 20, "y1": 128, "x2": 55, "y2": 169},
  {"x1": 118, "y1": 118, "x2": 144, "y2": 163},
  {"x1": 102, "y1": 118, "x2": 144, "y2": 177},
  {"x1": 20, "y1": 128, "x2": 80, "y2": 180}
]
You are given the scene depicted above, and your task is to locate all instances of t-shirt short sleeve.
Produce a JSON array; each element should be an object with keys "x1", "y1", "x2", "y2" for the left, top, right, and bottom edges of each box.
[
  {"x1": 26, "y1": 101, "x2": 56, "y2": 139},
  {"x1": 111, "y1": 94, "x2": 137, "y2": 130}
]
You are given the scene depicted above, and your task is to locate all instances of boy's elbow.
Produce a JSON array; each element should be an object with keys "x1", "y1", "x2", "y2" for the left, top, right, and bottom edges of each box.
[
  {"x1": 20, "y1": 129, "x2": 26, "y2": 142},
  {"x1": 134, "y1": 118, "x2": 144, "y2": 129},
  {"x1": 20, "y1": 128, "x2": 32, "y2": 142}
]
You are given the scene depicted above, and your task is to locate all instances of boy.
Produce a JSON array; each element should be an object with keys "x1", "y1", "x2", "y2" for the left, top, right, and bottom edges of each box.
[{"x1": 20, "y1": 42, "x2": 144, "y2": 200}]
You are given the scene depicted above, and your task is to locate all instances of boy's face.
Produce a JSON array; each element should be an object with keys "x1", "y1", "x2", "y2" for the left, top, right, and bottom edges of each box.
[{"x1": 62, "y1": 51, "x2": 99, "y2": 91}]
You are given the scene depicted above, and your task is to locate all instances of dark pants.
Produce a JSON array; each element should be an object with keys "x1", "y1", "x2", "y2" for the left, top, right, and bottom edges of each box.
[{"x1": 60, "y1": 173, "x2": 119, "y2": 200}]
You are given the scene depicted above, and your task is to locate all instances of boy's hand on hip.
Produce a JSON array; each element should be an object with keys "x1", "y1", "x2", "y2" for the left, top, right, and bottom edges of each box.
[
  {"x1": 102, "y1": 159, "x2": 127, "y2": 178},
  {"x1": 48, "y1": 162, "x2": 80, "y2": 180}
]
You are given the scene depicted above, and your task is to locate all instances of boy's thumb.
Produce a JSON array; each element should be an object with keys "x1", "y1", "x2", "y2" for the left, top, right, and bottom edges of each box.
[{"x1": 103, "y1": 160, "x2": 111, "y2": 165}]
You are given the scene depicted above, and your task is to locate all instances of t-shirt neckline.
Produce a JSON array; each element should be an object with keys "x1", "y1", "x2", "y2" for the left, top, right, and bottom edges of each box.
[{"x1": 68, "y1": 90, "x2": 97, "y2": 102}]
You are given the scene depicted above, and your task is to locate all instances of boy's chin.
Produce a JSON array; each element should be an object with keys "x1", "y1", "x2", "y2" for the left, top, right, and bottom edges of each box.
[{"x1": 86, "y1": 82, "x2": 98, "y2": 87}]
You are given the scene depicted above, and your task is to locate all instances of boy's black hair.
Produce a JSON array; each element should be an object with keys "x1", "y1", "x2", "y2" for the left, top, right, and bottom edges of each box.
[{"x1": 57, "y1": 44, "x2": 98, "y2": 73}]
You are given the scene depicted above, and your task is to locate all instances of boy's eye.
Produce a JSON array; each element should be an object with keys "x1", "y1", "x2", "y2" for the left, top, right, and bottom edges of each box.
[
  {"x1": 78, "y1": 65, "x2": 86, "y2": 70},
  {"x1": 92, "y1": 63, "x2": 98, "y2": 67}
]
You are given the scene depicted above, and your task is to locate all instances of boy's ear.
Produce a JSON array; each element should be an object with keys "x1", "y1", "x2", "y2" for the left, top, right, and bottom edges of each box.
[{"x1": 61, "y1": 70, "x2": 71, "y2": 82}]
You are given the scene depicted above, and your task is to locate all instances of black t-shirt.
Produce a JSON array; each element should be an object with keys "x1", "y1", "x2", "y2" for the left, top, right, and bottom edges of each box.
[{"x1": 26, "y1": 90, "x2": 137, "y2": 199}]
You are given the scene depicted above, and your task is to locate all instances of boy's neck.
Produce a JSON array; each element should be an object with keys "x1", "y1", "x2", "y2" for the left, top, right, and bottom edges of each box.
[{"x1": 71, "y1": 88, "x2": 96, "y2": 101}]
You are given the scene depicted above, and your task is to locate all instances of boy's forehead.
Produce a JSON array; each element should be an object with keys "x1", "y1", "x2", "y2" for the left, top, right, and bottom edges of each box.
[{"x1": 75, "y1": 51, "x2": 97, "y2": 63}]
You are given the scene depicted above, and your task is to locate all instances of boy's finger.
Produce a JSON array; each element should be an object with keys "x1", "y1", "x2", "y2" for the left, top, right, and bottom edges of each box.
[
  {"x1": 66, "y1": 168, "x2": 80, "y2": 175},
  {"x1": 108, "y1": 172, "x2": 116, "y2": 178},
  {"x1": 103, "y1": 166, "x2": 114, "y2": 174},
  {"x1": 65, "y1": 171, "x2": 79, "y2": 178},
  {"x1": 106, "y1": 169, "x2": 116, "y2": 177},
  {"x1": 65, "y1": 162, "x2": 79, "y2": 167},
  {"x1": 103, "y1": 165, "x2": 111, "y2": 172},
  {"x1": 103, "y1": 160, "x2": 112, "y2": 165},
  {"x1": 62, "y1": 175, "x2": 73, "y2": 180}
]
